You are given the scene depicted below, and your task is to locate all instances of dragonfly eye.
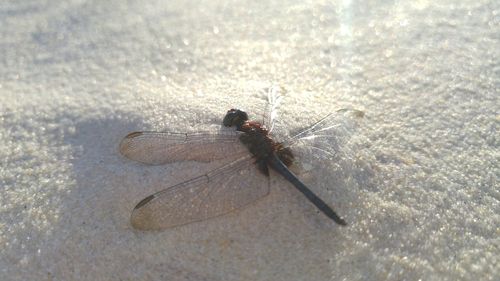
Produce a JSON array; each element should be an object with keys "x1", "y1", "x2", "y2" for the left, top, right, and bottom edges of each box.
[{"x1": 223, "y1": 109, "x2": 248, "y2": 128}]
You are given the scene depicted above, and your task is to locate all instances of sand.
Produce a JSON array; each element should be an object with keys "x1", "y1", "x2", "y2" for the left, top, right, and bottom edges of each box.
[{"x1": 0, "y1": 0, "x2": 498, "y2": 280}]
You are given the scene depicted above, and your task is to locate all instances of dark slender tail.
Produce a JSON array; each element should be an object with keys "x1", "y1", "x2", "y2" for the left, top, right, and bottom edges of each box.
[{"x1": 269, "y1": 154, "x2": 347, "y2": 226}]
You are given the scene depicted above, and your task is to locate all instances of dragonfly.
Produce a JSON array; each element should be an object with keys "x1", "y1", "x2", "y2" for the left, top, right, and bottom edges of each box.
[{"x1": 119, "y1": 90, "x2": 362, "y2": 230}]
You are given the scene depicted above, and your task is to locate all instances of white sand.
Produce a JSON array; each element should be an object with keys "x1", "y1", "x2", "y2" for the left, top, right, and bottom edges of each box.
[{"x1": 0, "y1": 0, "x2": 498, "y2": 280}]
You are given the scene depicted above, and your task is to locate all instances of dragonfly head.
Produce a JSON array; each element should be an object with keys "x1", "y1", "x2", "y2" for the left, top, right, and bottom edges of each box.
[{"x1": 223, "y1": 109, "x2": 248, "y2": 129}]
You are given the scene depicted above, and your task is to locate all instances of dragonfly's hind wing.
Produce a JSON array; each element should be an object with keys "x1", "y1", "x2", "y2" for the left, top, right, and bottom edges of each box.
[
  {"x1": 119, "y1": 130, "x2": 247, "y2": 165},
  {"x1": 130, "y1": 154, "x2": 270, "y2": 230},
  {"x1": 283, "y1": 109, "x2": 364, "y2": 162}
]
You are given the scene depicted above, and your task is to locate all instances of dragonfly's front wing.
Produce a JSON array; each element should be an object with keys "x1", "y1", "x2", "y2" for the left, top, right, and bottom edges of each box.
[
  {"x1": 119, "y1": 130, "x2": 247, "y2": 165},
  {"x1": 131, "y1": 154, "x2": 270, "y2": 230}
]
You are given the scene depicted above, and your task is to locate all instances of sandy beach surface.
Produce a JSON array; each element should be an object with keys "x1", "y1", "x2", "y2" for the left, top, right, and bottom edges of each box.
[{"x1": 0, "y1": 0, "x2": 498, "y2": 280}]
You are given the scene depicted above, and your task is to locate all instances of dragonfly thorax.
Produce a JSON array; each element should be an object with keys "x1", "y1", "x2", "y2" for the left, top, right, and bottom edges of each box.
[
  {"x1": 238, "y1": 125, "x2": 274, "y2": 176},
  {"x1": 224, "y1": 109, "x2": 295, "y2": 173}
]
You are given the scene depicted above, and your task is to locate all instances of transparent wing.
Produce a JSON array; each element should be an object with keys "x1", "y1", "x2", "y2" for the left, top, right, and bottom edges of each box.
[
  {"x1": 264, "y1": 85, "x2": 283, "y2": 133},
  {"x1": 119, "y1": 130, "x2": 248, "y2": 165},
  {"x1": 284, "y1": 109, "x2": 365, "y2": 163},
  {"x1": 131, "y1": 154, "x2": 270, "y2": 230}
]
